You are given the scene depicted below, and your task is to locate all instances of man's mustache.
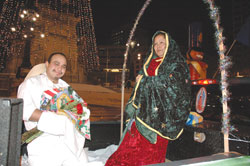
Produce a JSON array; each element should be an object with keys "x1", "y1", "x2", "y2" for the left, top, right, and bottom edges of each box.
[{"x1": 52, "y1": 69, "x2": 63, "y2": 75}]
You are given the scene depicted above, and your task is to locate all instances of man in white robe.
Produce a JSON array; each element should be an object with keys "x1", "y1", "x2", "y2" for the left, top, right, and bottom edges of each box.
[{"x1": 18, "y1": 52, "x2": 102, "y2": 166}]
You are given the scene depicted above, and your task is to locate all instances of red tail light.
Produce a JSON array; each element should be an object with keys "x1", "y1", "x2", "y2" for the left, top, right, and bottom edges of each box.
[{"x1": 192, "y1": 79, "x2": 217, "y2": 85}]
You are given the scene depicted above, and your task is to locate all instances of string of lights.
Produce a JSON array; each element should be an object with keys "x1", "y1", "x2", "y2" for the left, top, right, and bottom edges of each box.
[
  {"x1": 0, "y1": 0, "x2": 98, "y2": 73},
  {"x1": 76, "y1": 0, "x2": 99, "y2": 71},
  {"x1": 66, "y1": 0, "x2": 72, "y2": 73},
  {"x1": 0, "y1": 0, "x2": 21, "y2": 71}
]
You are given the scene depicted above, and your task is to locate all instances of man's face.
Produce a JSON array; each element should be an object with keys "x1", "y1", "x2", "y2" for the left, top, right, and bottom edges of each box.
[
  {"x1": 46, "y1": 54, "x2": 67, "y2": 83},
  {"x1": 153, "y1": 34, "x2": 166, "y2": 58}
]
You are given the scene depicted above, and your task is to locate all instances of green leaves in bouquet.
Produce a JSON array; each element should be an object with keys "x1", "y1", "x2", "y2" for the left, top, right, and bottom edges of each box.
[
  {"x1": 61, "y1": 100, "x2": 78, "y2": 110},
  {"x1": 61, "y1": 100, "x2": 87, "y2": 117}
]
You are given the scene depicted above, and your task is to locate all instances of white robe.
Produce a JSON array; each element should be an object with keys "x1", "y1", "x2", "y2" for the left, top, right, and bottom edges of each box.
[{"x1": 18, "y1": 72, "x2": 103, "y2": 166}]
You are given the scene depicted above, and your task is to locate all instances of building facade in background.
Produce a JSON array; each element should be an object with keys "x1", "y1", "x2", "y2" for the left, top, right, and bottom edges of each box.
[
  {"x1": 1, "y1": 0, "x2": 98, "y2": 88},
  {"x1": 110, "y1": 24, "x2": 149, "y2": 81}
]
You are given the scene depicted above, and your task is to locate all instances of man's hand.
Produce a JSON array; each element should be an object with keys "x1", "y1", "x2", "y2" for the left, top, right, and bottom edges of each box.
[{"x1": 29, "y1": 109, "x2": 42, "y2": 122}]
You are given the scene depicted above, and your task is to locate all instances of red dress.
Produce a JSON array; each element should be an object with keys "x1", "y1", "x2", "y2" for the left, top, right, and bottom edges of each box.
[{"x1": 105, "y1": 57, "x2": 169, "y2": 166}]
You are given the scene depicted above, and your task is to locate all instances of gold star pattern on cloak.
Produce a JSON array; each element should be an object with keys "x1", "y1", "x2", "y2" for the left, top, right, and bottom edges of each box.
[{"x1": 161, "y1": 123, "x2": 166, "y2": 129}]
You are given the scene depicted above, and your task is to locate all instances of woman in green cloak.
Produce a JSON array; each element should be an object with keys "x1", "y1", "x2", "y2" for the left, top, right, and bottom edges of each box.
[{"x1": 106, "y1": 30, "x2": 191, "y2": 166}]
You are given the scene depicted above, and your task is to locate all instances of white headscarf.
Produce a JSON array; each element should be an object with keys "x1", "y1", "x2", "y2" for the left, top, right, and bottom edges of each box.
[{"x1": 24, "y1": 63, "x2": 46, "y2": 80}]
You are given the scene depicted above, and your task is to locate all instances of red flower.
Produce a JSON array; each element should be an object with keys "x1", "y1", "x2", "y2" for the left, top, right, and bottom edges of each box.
[
  {"x1": 79, "y1": 120, "x2": 82, "y2": 126},
  {"x1": 70, "y1": 100, "x2": 74, "y2": 103},
  {"x1": 77, "y1": 103, "x2": 83, "y2": 114}
]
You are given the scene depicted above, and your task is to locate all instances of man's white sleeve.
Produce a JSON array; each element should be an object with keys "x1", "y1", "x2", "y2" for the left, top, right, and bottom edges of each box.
[
  {"x1": 17, "y1": 79, "x2": 38, "y2": 121},
  {"x1": 37, "y1": 111, "x2": 67, "y2": 135}
]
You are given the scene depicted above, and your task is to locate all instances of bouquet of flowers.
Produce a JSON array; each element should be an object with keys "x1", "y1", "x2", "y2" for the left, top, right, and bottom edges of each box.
[{"x1": 22, "y1": 86, "x2": 90, "y2": 144}]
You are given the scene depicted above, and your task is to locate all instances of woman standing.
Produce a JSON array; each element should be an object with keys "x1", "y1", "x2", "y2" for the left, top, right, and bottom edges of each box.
[{"x1": 105, "y1": 31, "x2": 191, "y2": 166}]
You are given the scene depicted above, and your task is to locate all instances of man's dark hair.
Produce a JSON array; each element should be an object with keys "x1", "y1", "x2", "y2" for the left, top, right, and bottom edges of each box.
[{"x1": 47, "y1": 52, "x2": 67, "y2": 63}]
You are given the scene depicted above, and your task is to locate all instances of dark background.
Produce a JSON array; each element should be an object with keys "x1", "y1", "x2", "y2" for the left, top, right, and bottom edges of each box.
[
  {"x1": 91, "y1": 0, "x2": 232, "y2": 45},
  {"x1": 90, "y1": 0, "x2": 234, "y2": 77}
]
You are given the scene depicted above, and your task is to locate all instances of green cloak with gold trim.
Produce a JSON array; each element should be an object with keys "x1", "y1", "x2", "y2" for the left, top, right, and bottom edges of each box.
[{"x1": 125, "y1": 31, "x2": 191, "y2": 144}]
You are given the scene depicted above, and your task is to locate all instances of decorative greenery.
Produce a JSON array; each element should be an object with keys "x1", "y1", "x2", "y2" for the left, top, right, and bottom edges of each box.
[{"x1": 203, "y1": 0, "x2": 234, "y2": 134}]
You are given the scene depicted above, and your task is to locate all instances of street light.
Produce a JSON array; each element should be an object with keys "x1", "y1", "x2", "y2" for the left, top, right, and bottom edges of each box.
[
  {"x1": 126, "y1": 40, "x2": 139, "y2": 48},
  {"x1": 130, "y1": 41, "x2": 135, "y2": 48},
  {"x1": 137, "y1": 53, "x2": 141, "y2": 60},
  {"x1": 105, "y1": 48, "x2": 109, "y2": 86},
  {"x1": 11, "y1": 27, "x2": 16, "y2": 32},
  {"x1": 126, "y1": 41, "x2": 140, "y2": 80}
]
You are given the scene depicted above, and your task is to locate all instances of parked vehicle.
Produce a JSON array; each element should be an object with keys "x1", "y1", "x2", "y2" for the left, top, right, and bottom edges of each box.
[{"x1": 166, "y1": 77, "x2": 250, "y2": 160}]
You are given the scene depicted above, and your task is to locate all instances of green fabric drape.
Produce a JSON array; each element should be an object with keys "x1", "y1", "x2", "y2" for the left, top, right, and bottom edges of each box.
[{"x1": 125, "y1": 31, "x2": 191, "y2": 143}]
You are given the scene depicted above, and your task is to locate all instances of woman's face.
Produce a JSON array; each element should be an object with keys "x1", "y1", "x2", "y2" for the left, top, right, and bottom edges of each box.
[{"x1": 153, "y1": 34, "x2": 166, "y2": 58}]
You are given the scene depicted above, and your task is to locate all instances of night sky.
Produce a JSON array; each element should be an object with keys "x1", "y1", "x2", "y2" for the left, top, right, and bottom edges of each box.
[
  {"x1": 90, "y1": 0, "x2": 234, "y2": 77},
  {"x1": 91, "y1": 0, "x2": 232, "y2": 45},
  {"x1": 91, "y1": 0, "x2": 208, "y2": 44}
]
